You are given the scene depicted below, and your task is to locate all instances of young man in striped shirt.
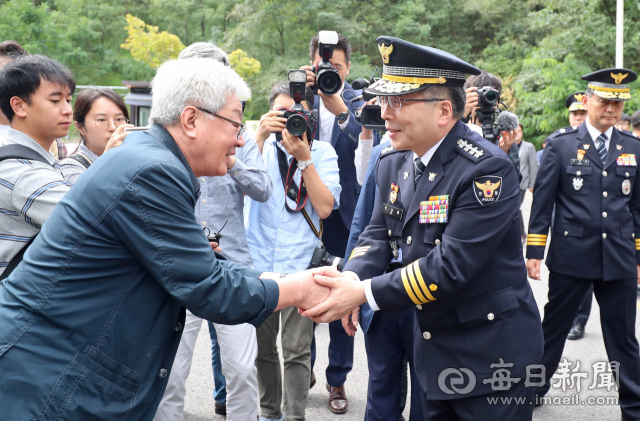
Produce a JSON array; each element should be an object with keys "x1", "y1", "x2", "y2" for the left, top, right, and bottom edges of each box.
[{"x1": 0, "y1": 55, "x2": 74, "y2": 276}]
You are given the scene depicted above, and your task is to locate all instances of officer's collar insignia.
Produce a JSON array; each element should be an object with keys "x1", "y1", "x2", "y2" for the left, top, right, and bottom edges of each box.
[
  {"x1": 583, "y1": 144, "x2": 590, "y2": 150},
  {"x1": 577, "y1": 149, "x2": 586, "y2": 160},
  {"x1": 428, "y1": 172, "x2": 437, "y2": 181},
  {"x1": 378, "y1": 42, "x2": 393, "y2": 64},
  {"x1": 404, "y1": 171, "x2": 410, "y2": 179},
  {"x1": 457, "y1": 139, "x2": 484, "y2": 158},
  {"x1": 617, "y1": 144, "x2": 623, "y2": 150},
  {"x1": 473, "y1": 176, "x2": 502, "y2": 205},
  {"x1": 390, "y1": 183, "x2": 399, "y2": 204},
  {"x1": 612, "y1": 72, "x2": 629, "y2": 84}
]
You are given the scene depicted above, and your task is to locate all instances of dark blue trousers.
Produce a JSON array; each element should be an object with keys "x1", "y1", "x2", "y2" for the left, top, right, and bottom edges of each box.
[
  {"x1": 310, "y1": 210, "x2": 354, "y2": 387},
  {"x1": 364, "y1": 308, "x2": 423, "y2": 421},
  {"x1": 537, "y1": 272, "x2": 640, "y2": 420},
  {"x1": 572, "y1": 284, "x2": 593, "y2": 326}
]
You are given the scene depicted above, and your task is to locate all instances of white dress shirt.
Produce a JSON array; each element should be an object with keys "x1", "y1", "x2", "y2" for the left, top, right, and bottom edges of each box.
[
  {"x1": 585, "y1": 118, "x2": 613, "y2": 151},
  {"x1": 346, "y1": 135, "x2": 446, "y2": 311}
]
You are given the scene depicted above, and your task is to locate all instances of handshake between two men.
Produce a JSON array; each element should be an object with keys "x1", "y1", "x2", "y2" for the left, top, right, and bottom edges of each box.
[{"x1": 273, "y1": 267, "x2": 365, "y2": 336}]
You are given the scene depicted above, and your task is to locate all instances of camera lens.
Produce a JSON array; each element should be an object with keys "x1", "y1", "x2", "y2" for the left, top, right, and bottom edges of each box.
[
  {"x1": 317, "y1": 69, "x2": 341, "y2": 95},
  {"x1": 287, "y1": 114, "x2": 307, "y2": 137}
]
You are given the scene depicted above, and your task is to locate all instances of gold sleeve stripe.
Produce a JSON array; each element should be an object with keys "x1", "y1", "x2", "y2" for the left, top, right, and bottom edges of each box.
[
  {"x1": 401, "y1": 267, "x2": 423, "y2": 305},
  {"x1": 413, "y1": 260, "x2": 436, "y2": 301},
  {"x1": 349, "y1": 246, "x2": 371, "y2": 259},
  {"x1": 349, "y1": 252, "x2": 366, "y2": 260},
  {"x1": 406, "y1": 263, "x2": 429, "y2": 303},
  {"x1": 527, "y1": 241, "x2": 548, "y2": 246},
  {"x1": 527, "y1": 234, "x2": 548, "y2": 239}
]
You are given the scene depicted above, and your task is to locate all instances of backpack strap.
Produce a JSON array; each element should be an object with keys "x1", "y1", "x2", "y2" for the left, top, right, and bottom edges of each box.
[
  {"x1": 66, "y1": 152, "x2": 92, "y2": 170},
  {"x1": 0, "y1": 144, "x2": 53, "y2": 166}
]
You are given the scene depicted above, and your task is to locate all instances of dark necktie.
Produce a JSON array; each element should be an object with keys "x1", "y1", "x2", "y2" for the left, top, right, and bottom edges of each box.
[
  {"x1": 597, "y1": 133, "x2": 607, "y2": 165},
  {"x1": 414, "y1": 156, "x2": 426, "y2": 188}
]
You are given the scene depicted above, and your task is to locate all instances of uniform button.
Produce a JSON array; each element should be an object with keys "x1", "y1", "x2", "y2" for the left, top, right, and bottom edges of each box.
[
  {"x1": 603, "y1": 191, "x2": 608, "y2": 197},
  {"x1": 435, "y1": 239, "x2": 441, "y2": 245},
  {"x1": 174, "y1": 323, "x2": 182, "y2": 331},
  {"x1": 603, "y1": 171, "x2": 608, "y2": 177},
  {"x1": 158, "y1": 368, "x2": 168, "y2": 378},
  {"x1": 416, "y1": 305, "x2": 423, "y2": 310},
  {"x1": 626, "y1": 172, "x2": 630, "y2": 177},
  {"x1": 422, "y1": 331, "x2": 431, "y2": 340},
  {"x1": 407, "y1": 236, "x2": 412, "y2": 245},
  {"x1": 388, "y1": 230, "x2": 392, "y2": 237},
  {"x1": 603, "y1": 233, "x2": 607, "y2": 239},
  {"x1": 487, "y1": 313, "x2": 495, "y2": 321},
  {"x1": 202, "y1": 199, "x2": 206, "y2": 203},
  {"x1": 577, "y1": 171, "x2": 582, "y2": 176},
  {"x1": 564, "y1": 231, "x2": 568, "y2": 236},
  {"x1": 633, "y1": 233, "x2": 636, "y2": 239},
  {"x1": 603, "y1": 212, "x2": 608, "y2": 218},
  {"x1": 201, "y1": 178, "x2": 206, "y2": 182}
]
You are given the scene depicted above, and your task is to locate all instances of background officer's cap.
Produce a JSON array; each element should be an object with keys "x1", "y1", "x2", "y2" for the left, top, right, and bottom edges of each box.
[
  {"x1": 565, "y1": 92, "x2": 586, "y2": 111},
  {"x1": 582, "y1": 68, "x2": 637, "y2": 101},
  {"x1": 366, "y1": 36, "x2": 481, "y2": 96}
]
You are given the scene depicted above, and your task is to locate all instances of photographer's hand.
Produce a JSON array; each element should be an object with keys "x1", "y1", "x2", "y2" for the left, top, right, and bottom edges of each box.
[
  {"x1": 281, "y1": 129, "x2": 312, "y2": 162},
  {"x1": 464, "y1": 87, "x2": 478, "y2": 121},
  {"x1": 360, "y1": 97, "x2": 379, "y2": 139},
  {"x1": 300, "y1": 65, "x2": 316, "y2": 87},
  {"x1": 319, "y1": 90, "x2": 349, "y2": 117},
  {"x1": 255, "y1": 111, "x2": 287, "y2": 152}
]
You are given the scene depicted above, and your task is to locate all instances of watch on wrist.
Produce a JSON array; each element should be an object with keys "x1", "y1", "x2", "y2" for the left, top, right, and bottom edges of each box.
[
  {"x1": 337, "y1": 111, "x2": 349, "y2": 124},
  {"x1": 297, "y1": 159, "x2": 314, "y2": 171}
]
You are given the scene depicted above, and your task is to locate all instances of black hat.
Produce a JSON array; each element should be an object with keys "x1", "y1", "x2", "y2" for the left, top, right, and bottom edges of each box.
[
  {"x1": 565, "y1": 92, "x2": 586, "y2": 111},
  {"x1": 582, "y1": 68, "x2": 637, "y2": 101},
  {"x1": 365, "y1": 36, "x2": 481, "y2": 96}
]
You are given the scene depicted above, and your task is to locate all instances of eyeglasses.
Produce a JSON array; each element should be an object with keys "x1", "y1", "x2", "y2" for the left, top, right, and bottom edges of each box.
[
  {"x1": 376, "y1": 96, "x2": 445, "y2": 111},
  {"x1": 88, "y1": 117, "x2": 129, "y2": 130},
  {"x1": 197, "y1": 107, "x2": 246, "y2": 140}
]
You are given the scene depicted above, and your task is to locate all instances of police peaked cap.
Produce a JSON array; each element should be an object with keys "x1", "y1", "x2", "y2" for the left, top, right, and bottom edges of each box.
[
  {"x1": 565, "y1": 92, "x2": 586, "y2": 111},
  {"x1": 366, "y1": 36, "x2": 481, "y2": 96},
  {"x1": 582, "y1": 68, "x2": 638, "y2": 101}
]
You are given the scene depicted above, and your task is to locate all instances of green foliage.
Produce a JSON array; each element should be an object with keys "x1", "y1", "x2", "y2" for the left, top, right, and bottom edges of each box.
[
  {"x1": 121, "y1": 14, "x2": 185, "y2": 68},
  {"x1": 2, "y1": 0, "x2": 640, "y2": 137}
]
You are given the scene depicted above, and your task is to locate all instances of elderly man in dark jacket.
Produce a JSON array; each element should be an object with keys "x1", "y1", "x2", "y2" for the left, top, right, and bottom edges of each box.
[{"x1": 0, "y1": 58, "x2": 330, "y2": 420}]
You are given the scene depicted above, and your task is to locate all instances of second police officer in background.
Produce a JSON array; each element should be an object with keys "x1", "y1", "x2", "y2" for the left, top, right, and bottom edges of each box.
[
  {"x1": 527, "y1": 69, "x2": 640, "y2": 420},
  {"x1": 304, "y1": 36, "x2": 544, "y2": 420}
]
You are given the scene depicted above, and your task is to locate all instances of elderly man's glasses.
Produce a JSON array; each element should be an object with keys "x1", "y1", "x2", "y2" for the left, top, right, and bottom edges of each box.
[
  {"x1": 89, "y1": 117, "x2": 129, "y2": 130},
  {"x1": 197, "y1": 107, "x2": 246, "y2": 140},
  {"x1": 376, "y1": 96, "x2": 445, "y2": 111}
]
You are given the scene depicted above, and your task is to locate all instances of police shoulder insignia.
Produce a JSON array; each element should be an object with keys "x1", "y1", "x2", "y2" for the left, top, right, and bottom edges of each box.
[
  {"x1": 473, "y1": 175, "x2": 503, "y2": 205},
  {"x1": 381, "y1": 146, "x2": 395, "y2": 155},
  {"x1": 456, "y1": 139, "x2": 485, "y2": 159}
]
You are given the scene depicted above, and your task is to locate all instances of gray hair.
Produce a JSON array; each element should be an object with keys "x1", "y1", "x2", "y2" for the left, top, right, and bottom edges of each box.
[
  {"x1": 497, "y1": 111, "x2": 519, "y2": 132},
  {"x1": 150, "y1": 58, "x2": 251, "y2": 127},
  {"x1": 178, "y1": 42, "x2": 230, "y2": 66}
]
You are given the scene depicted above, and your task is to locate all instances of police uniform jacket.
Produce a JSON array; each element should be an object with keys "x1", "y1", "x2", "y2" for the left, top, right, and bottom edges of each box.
[
  {"x1": 343, "y1": 120, "x2": 543, "y2": 400},
  {"x1": 527, "y1": 122, "x2": 640, "y2": 281}
]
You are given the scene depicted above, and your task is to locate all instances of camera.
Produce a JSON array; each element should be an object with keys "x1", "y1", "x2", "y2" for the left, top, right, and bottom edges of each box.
[
  {"x1": 307, "y1": 247, "x2": 344, "y2": 271},
  {"x1": 351, "y1": 77, "x2": 386, "y2": 130},
  {"x1": 276, "y1": 69, "x2": 318, "y2": 141},
  {"x1": 475, "y1": 86, "x2": 501, "y2": 144},
  {"x1": 312, "y1": 31, "x2": 342, "y2": 96}
]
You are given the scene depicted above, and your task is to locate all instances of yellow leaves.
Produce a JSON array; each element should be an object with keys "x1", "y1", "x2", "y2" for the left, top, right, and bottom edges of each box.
[
  {"x1": 120, "y1": 14, "x2": 185, "y2": 69},
  {"x1": 228, "y1": 49, "x2": 261, "y2": 79}
]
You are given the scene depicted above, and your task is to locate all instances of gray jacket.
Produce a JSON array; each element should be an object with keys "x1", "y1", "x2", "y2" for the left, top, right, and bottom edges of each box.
[{"x1": 518, "y1": 140, "x2": 538, "y2": 190}]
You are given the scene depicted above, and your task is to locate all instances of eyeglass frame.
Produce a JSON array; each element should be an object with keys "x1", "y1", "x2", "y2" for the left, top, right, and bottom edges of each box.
[
  {"x1": 196, "y1": 107, "x2": 246, "y2": 140},
  {"x1": 86, "y1": 117, "x2": 129, "y2": 130},
  {"x1": 376, "y1": 96, "x2": 446, "y2": 111}
]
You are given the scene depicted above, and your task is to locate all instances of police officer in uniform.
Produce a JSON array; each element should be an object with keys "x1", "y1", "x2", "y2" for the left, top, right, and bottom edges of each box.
[
  {"x1": 563, "y1": 91, "x2": 593, "y2": 341},
  {"x1": 527, "y1": 69, "x2": 640, "y2": 420},
  {"x1": 303, "y1": 37, "x2": 544, "y2": 420}
]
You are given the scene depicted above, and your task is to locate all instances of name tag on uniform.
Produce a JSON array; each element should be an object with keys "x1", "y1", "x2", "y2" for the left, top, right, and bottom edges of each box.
[
  {"x1": 617, "y1": 154, "x2": 637, "y2": 166},
  {"x1": 570, "y1": 159, "x2": 590, "y2": 166},
  {"x1": 382, "y1": 204, "x2": 404, "y2": 220}
]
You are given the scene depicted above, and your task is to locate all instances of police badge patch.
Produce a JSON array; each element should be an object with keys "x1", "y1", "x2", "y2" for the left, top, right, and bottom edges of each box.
[{"x1": 473, "y1": 176, "x2": 503, "y2": 205}]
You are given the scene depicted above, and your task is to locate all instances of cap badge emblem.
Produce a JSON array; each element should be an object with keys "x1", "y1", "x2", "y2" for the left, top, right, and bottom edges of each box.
[
  {"x1": 574, "y1": 94, "x2": 584, "y2": 101},
  {"x1": 378, "y1": 43, "x2": 393, "y2": 64},
  {"x1": 611, "y1": 72, "x2": 629, "y2": 84}
]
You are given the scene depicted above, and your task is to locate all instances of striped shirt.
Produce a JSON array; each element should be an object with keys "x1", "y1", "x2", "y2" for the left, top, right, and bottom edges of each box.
[
  {"x1": 60, "y1": 142, "x2": 99, "y2": 186},
  {"x1": 0, "y1": 129, "x2": 69, "y2": 275}
]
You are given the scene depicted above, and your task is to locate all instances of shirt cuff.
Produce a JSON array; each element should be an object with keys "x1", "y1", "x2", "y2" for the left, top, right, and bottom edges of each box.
[
  {"x1": 363, "y1": 279, "x2": 380, "y2": 311},
  {"x1": 338, "y1": 114, "x2": 350, "y2": 130}
]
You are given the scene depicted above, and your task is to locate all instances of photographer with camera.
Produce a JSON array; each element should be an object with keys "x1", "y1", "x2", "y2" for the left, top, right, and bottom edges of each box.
[
  {"x1": 247, "y1": 74, "x2": 340, "y2": 421},
  {"x1": 300, "y1": 30, "x2": 367, "y2": 413},
  {"x1": 463, "y1": 70, "x2": 522, "y2": 182}
]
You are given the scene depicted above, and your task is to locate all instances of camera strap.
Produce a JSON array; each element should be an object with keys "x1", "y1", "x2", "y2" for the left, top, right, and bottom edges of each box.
[{"x1": 275, "y1": 144, "x2": 309, "y2": 213}]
